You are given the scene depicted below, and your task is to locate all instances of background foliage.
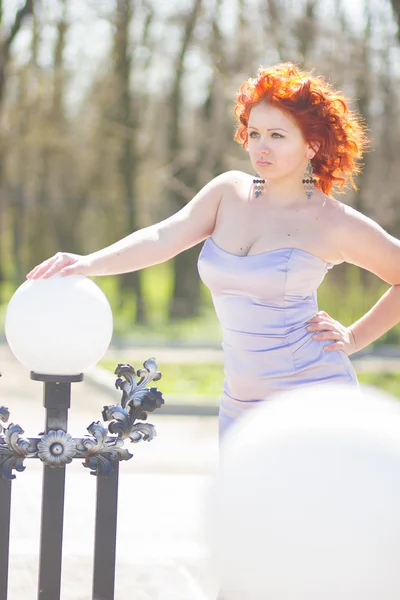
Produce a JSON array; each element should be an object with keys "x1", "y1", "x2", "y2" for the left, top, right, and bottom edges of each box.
[{"x1": 1, "y1": 0, "x2": 400, "y2": 346}]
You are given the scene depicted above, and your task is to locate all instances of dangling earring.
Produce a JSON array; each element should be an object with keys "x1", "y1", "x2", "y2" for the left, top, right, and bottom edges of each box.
[
  {"x1": 253, "y1": 176, "x2": 265, "y2": 198},
  {"x1": 302, "y1": 161, "x2": 317, "y2": 200}
]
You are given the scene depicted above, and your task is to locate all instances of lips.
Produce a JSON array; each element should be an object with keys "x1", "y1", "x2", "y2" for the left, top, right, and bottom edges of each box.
[{"x1": 256, "y1": 160, "x2": 272, "y2": 166}]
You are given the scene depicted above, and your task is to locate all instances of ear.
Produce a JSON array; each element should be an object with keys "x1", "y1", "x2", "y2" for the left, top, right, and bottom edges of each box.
[{"x1": 306, "y1": 141, "x2": 320, "y2": 160}]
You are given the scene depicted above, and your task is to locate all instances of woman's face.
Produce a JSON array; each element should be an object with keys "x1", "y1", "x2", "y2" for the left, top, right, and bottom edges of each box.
[{"x1": 247, "y1": 102, "x2": 315, "y2": 181}]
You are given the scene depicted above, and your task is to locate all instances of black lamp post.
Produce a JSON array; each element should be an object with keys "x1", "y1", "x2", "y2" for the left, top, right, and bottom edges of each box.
[
  {"x1": 0, "y1": 362, "x2": 164, "y2": 600},
  {"x1": 0, "y1": 275, "x2": 164, "y2": 600}
]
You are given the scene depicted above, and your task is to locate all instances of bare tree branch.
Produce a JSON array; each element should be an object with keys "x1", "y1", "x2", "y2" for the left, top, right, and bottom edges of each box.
[
  {"x1": 4, "y1": 0, "x2": 34, "y2": 55},
  {"x1": 264, "y1": 0, "x2": 287, "y2": 61},
  {"x1": 0, "y1": 0, "x2": 34, "y2": 107},
  {"x1": 169, "y1": 0, "x2": 202, "y2": 156},
  {"x1": 167, "y1": 0, "x2": 203, "y2": 319},
  {"x1": 53, "y1": 0, "x2": 67, "y2": 120},
  {"x1": 297, "y1": 0, "x2": 318, "y2": 63}
]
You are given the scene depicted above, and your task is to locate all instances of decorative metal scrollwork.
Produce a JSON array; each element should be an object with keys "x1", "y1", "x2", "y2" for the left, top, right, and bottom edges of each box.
[
  {"x1": 0, "y1": 360, "x2": 164, "y2": 480},
  {"x1": 76, "y1": 421, "x2": 133, "y2": 477},
  {"x1": 37, "y1": 431, "x2": 77, "y2": 468},
  {"x1": 0, "y1": 408, "x2": 36, "y2": 480},
  {"x1": 0, "y1": 406, "x2": 10, "y2": 432}
]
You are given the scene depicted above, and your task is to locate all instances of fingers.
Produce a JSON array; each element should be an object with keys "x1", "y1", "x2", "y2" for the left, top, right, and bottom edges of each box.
[
  {"x1": 41, "y1": 257, "x2": 71, "y2": 279},
  {"x1": 27, "y1": 253, "x2": 76, "y2": 280},
  {"x1": 312, "y1": 331, "x2": 341, "y2": 341},
  {"x1": 306, "y1": 311, "x2": 333, "y2": 324},
  {"x1": 324, "y1": 341, "x2": 345, "y2": 352},
  {"x1": 305, "y1": 312, "x2": 349, "y2": 353},
  {"x1": 60, "y1": 265, "x2": 78, "y2": 277},
  {"x1": 307, "y1": 321, "x2": 336, "y2": 333},
  {"x1": 26, "y1": 258, "x2": 58, "y2": 280},
  {"x1": 308, "y1": 324, "x2": 344, "y2": 347}
]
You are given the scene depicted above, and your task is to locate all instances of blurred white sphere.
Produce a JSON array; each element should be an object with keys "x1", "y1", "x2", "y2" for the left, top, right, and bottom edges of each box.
[
  {"x1": 5, "y1": 274, "x2": 113, "y2": 375},
  {"x1": 208, "y1": 384, "x2": 400, "y2": 600}
]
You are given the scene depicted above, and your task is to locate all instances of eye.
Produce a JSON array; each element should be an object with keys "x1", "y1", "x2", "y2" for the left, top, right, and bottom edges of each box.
[
  {"x1": 271, "y1": 132, "x2": 284, "y2": 139},
  {"x1": 249, "y1": 131, "x2": 259, "y2": 138}
]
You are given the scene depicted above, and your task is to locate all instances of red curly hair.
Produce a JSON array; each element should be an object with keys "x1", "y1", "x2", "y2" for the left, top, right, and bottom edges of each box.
[{"x1": 234, "y1": 63, "x2": 369, "y2": 195}]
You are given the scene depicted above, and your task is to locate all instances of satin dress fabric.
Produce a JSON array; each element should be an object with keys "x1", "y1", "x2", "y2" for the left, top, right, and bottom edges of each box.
[{"x1": 197, "y1": 237, "x2": 358, "y2": 437}]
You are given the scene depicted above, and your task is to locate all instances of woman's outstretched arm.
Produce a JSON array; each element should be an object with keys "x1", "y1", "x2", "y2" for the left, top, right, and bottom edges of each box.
[{"x1": 27, "y1": 172, "x2": 233, "y2": 279}]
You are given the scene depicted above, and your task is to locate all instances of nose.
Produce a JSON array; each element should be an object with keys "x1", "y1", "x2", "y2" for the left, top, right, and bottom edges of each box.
[{"x1": 258, "y1": 140, "x2": 271, "y2": 155}]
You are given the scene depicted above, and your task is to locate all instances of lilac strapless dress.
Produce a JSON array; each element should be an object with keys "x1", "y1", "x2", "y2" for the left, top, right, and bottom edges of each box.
[{"x1": 197, "y1": 237, "x2": 358, "y2": 436}]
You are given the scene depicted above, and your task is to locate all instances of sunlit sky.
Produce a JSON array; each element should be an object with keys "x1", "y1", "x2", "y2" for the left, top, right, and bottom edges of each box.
[{"x1": 3, "y1": 0, "x2": 399, "y2": 112}]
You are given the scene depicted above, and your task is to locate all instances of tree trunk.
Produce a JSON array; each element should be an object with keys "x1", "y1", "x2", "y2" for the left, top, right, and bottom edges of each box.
[
  {"x1": 349, "y1": 1, "x2": 372, "y2": 289},
  {"x1": 296, "y1": 0, "x2": 318, "y2": 64},
  {"x1": 390, "y1": 0, "x2": 400, "y2": 41},
  {"x1": 0, "y1": 0, "x2": 34, "y2": 292},
  {"x1": 168, "y1": 0, "x2": 203, "y2": 320},
  {"x1": 113, "y1": 0, "x2": 146, "y2": 324},
  {"x1": 0, "y1": 0, "x2": 34, "y2": 107},
  {"x1": 352, "y1": 2, "x2": 372, "y2": 213}
]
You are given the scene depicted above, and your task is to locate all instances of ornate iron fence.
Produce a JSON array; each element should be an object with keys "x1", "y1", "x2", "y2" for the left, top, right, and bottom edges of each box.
[{"x1": 0, "y1": 359, "x2": 164, "y2": 600}]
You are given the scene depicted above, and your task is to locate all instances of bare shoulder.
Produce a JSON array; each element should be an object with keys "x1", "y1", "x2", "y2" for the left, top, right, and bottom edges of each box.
[
  {"x1": 165, "y1": 170, "x2": 250, "y2": 239},
  {"x1": 319, "y1": 195, "x2": 353, "y2": 221},
  {"x1": 219, "y1": 169, "x2": 252, "y2": 182},
  {"x1": 200, "y1": 171, "x2": 251, "y2": 222},
  {"x1": 193, "y1": 171, "x2": 251, "y2": 207},
  {"x1": 323, "y1": 196, "x2": 400, "y2": 284},
  {"x1": 215, "y1": 170, "x2": 252, "y2": 192},
  {"x1": 325, "y1": 197, "x2": 385, "y2": 237}
]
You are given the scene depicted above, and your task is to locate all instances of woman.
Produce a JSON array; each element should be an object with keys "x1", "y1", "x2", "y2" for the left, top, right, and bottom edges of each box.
[{"x1": 28, "y1": 63, "x2": 400, "y2": 436}]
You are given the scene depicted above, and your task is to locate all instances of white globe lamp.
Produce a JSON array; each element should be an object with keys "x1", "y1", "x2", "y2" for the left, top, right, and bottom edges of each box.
[
  {"x1": 208, "y1": 384, "x2": 400, "y2": 600},
  {"x1": 5, "y1": 274, "x2": 113, "y2": 377}
]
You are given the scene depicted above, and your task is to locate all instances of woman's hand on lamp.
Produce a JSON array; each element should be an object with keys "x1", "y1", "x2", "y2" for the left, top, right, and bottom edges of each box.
[
  {"x1": 27, "y1": 252, "x2": 92, "y2": 280},
  {"x1": 306, "y1": 310, "x2": 357, "y2": 355}
]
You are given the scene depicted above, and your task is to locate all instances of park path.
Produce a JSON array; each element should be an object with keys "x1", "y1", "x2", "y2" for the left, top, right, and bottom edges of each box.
[
  {"x1": 0, "y1": 345, "x2": 219, "y2": 600},
  {"x1": 104, "y1": 342, "x2": 400, "y2": 372}
]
